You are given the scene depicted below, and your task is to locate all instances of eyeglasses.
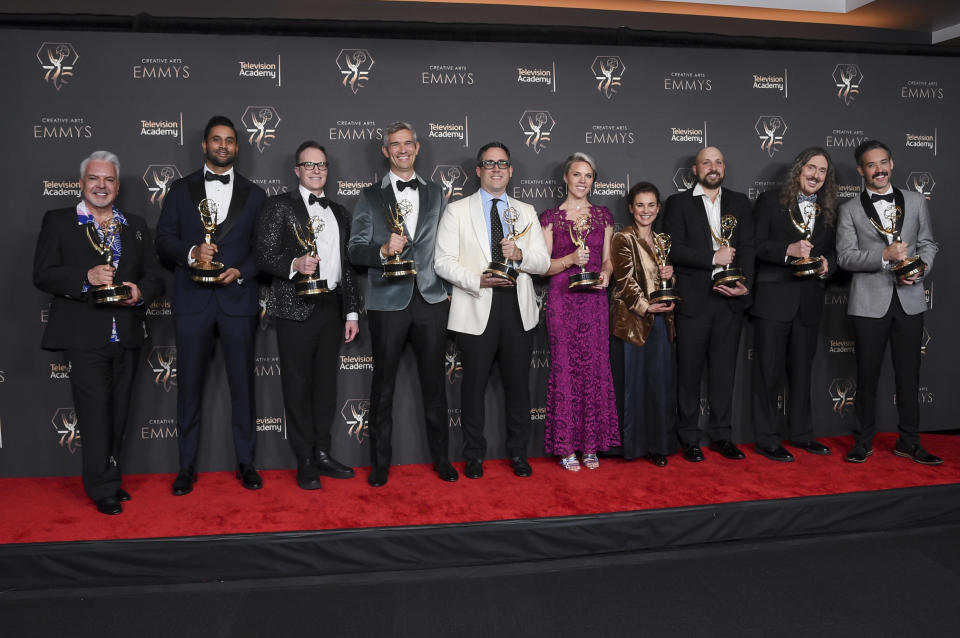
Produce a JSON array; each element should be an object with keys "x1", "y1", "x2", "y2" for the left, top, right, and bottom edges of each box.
[
  {"x1": 296, "y1": 161, "x2": 328, "y2": 171},
  {"x1": 478, "y1": 160, "x2": 511, "y2": 170}
]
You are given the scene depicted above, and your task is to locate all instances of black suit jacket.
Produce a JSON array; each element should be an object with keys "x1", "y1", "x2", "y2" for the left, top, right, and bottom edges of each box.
[
  {"x1": 34, "y1": 207, "x2": 164, "y2": 350},
  {"x1": 662, "y1": 187, "x2": 755, "y2": 316},
  {"x1": 255, "y1": 190, "x2": 360, "y2": 321},
  {"x1": 750, "y1": 189, "x2": 835, "y2": 325},
  {"x1": 154, "y1": 168, "x2": 266, "y2": 316}
]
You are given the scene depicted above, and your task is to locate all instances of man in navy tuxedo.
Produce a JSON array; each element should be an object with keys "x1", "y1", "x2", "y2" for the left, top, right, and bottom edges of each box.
[{"x1": 155, "y1": 115, "x2": 267, "y2": 494}]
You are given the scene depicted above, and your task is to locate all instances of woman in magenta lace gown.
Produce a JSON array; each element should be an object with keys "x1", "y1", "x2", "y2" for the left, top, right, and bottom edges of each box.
[{"x1": 539, "y1": 152, "x2": 620, "y2": 471}]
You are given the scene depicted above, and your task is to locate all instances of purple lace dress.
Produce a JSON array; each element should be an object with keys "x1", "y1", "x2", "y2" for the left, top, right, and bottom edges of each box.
[{"x1": 539, "y1": 206, "x2": 620, "y2": 456}]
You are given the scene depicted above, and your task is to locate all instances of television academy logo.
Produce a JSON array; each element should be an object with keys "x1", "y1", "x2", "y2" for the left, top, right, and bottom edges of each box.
[
  {"x1": 50, "y1": 362, "x2": 71, "y2": 379},
  {"x1": 904, "y1": 132, "x2": 936, "y2": 154},
  {"x1": 516, "y1": 63, "x2": 556, "y2": 92},
  {"x1": 241, "y1": 107, "x2": 280, "y2": 152},
  {"x1": 432, "y1": 165, "x2": 468, "y2": 201},
  {"x1": 673, "y1": 168, "x2": 696, "y2": 192},
  {"x1": 905, "y1": 172, "x2": 934, "y2": 200},
  {"x1": 427, "y1": 120, "x2": 469, "y2": 145},
  {"x1": 140, "y1": 117, "x2": 181, "y2": 143},
  {"x1": 592, "y1": 56, "x2": 625, "y2": 99},
  {"x1": 833, "y1": 64, "x2": 863, "y2": 106},
  {"x1": 337, "y1": 176, "x2": 375, "y2": 198},
  {"x1": 336, "y1": 49, "x2": 374, "y2": 94},
  {"x1": 42, "y1": 178, "x2": 81, "y2": 198},
  {"x1": 238, "y1": 56, "x2": 281, "y2": 86},
  {"x1": 256, "y1": 415, "x2": 284, "y2": 435},
  {"x1": 752, "y1": 70, "x2": 787, "y2": 95},
  {"x1": 756, "y1": 116, "x2": 787, "y2": 157},
  {"x1": 445, "y1": 342, "x2": 463, "y2": 384},
  {"x1": 520, "y1": 110, "x2": 556, "y2": 155},
  {"x1": 143, "y1": 165, "x2": 182, "y2": 206},
  {"x1": 341, "y1": 399, "x2": 370, "y2": 442},
  {"x1": 829, "y1": 378, "x2": 856, "y2": 416},
  {"x1": 37, "y1": 42, "x2": 78, "y2": 90},
  {"x1": 147, "y1": 346, "x2": 177, "y2": 392},
  {"x1": 52, "y1": 407, "x2": 81, "y2": 453}
]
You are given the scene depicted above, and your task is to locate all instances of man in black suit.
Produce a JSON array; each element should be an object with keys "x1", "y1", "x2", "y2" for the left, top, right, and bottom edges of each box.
[
  {"x1": 348, "y1": 121, "x2": 457, "y2": 487},
  {"x1": 155, "y1": 115, "x2": 267, "y2": 494},
  {"x1": 256, "y1": 141, "x2": 361, "y2": 489},
  {"x1": 662, "y1": 146, "x2": 754, "y2": 462},
  {"x1": 34, "y1": 151, "x2": 163, "y2": 514},
  {"x1": 750, "y1": 147, "x2": 837, "y2": 462}
]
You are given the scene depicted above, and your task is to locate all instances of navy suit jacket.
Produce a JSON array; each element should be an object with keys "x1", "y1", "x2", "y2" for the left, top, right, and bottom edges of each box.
[{"x1": 155, "y1": 168, "x2": 266, "y2": 316}]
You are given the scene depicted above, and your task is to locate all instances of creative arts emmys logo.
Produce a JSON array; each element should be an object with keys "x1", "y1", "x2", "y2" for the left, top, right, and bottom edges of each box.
[
  {"x1": 756, "y1": 116, "x2": 787, "y2": 157},
  {"x1": 432, "y1": 165, "x2": 468, "y2": 201},
  {"x1": 829, "y1": 378, "x2": 856, "y2": 416},
  {"x1": 341, "y1": 399, "x2": 370, "y2": 442},
  {"x1": 147, "y1": 346, "x2": 177, "y2": 392},
  {"x1": 143, "y1": 165, "x2": 182, "y2": 206},
  {"x1": 591, "y1": 56, "x2": 625, "y2": 99},
  {"x1": 37, "y1": 42, "x2": 78, "y2": 90},
  {"x1": 336, "y1": 49, "x2": 374, "y2": 94},
  {"x1": 905, "y1": 172, "x2": 934, "y2": 200},
  {"x1": 52, "y1": 407, "x2": 81, "y2": 453},
  {"x1": 833, "y1": 64, "x2": 863, "y2": 106},
  {"x1": 241, "y1": 106, "x2": 281, "y2": 152},
  {"x1": 519, "y1": 110, "x2": 556, "y2": 155},
  {"x1": 673, "y1": 168, "x2": 696, "y2": 192},
  {"x1": 445, "y1": 342, "x2": 463, "y2": 384}
]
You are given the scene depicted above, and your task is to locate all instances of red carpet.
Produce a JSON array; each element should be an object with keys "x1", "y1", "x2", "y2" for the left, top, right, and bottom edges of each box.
[{"x1": 2, "y1": 433, "x2": 957, "y2": 545}]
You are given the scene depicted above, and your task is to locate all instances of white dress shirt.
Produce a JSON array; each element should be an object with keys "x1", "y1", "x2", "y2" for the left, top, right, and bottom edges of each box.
[
  {"x1": 388, "y1": 170, "x2": 420, "y2": 239},
  {"x1": 693, "y1": 182, "x2": 724, "y2": 276}
]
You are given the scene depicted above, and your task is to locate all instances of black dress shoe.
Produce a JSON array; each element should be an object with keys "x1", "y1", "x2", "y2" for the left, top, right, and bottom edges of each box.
[
  {"x1": 434, "y1": 460, "x2": 459, "y2": 482},
  {"x1": 172, "y1": 469, "x2": 197, "y2": 496},
  {"x1": 236, "y1": 463, "x2": 263, "y2": 490},
  {"x1": 756, "y1": 445, "x2": 795, "y2": 462},
  {"x1": 314, "y1": 450, "x2": 355, "y2": 479},
  {"x1": 116, "y1": 488, "x2": 131, "y2": 502},
  {"x1": 893, "y1": 440, "x2": 943, "y2": 466},
  {"x1": 95, "y1": 496, "x2": 122, "y2": 515},
  {"x1": 709, "y1": 440, "x2": 745, "y2": 460},
  {"x1": 510, "y1": 456, "x2": 532, "y2": 477},
  {"x1": 464, "y1": 459, "x2": 483, "y2": 479},
  {"x1": 844, "y1": 444, "x2": 874, "y2": 463},
  {"x1": 787, "y1": 440, "x2": 832, "y2": 455},
  {"x1": 682, "y1": 446, "x2": 704, "y2": 462},
  {"x1": 368, "y1": 466, "x2": 389, "y2": 487},
  {"x1": 296, "y1": 457, "x2": 322, "y2": 490},
  {"x1": 647, "y1": 454, "x2": 668, "y2": 467}
]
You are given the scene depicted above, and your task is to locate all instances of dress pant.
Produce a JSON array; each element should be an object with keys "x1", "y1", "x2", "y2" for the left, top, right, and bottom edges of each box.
[
  {"x1": 752, "y1": 315, "x2": 819, "y2": 449},
  {"x1": 455, "y1": 287, "x2": 534, "y2": 462},
  {"x1": 65, "y1": 343, "x2": 138, "y2": 501},
  {"x1": 675, "y1": 297, "x2": 743, "y2": 447},
  {"x1": 367, "y1": 289, "x2": 450, "y2": 469},
  {"x1": 174, "y1": 298, "x2": 258, "y2": 471},
  {"x1": 851, "y1": 292, "x2": 923, "y2": 447},
  {"x1": 276, "y1": 294, "x2": 343, "y2": 461}
]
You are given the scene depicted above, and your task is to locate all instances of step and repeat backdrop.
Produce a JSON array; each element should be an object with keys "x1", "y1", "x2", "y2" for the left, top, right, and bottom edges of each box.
[{"x1": 0, "y1": 27, "x2": 954, "y2": 477}]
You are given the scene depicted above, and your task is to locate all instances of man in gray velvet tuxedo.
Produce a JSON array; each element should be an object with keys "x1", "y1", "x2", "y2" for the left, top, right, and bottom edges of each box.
[
  {"x1": 836, "y1": 139, "x2": 940, "y2": 465},
  {"x1": 348, "y1": 121, "x2": 457, "y2": 487}
]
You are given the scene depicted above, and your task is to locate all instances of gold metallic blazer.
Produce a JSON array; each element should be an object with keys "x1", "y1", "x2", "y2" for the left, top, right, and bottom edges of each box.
[{"x1": 610, "y1": 224, "x2": 675, "y2": 347}]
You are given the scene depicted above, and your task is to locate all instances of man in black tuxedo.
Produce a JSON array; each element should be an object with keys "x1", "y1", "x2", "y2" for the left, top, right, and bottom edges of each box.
[
  {"x1": 750, "y1": 147, "x2": 837, "y2": 462},
  {"x1": 34, "y1": 151, "x2": 163, "y2": 514},
  {"x1": 155, "y1": 115, "x2": 267, "y2": 494},
  {"x1": 256, "y1": 141, "x2": 361, "y2": 489},
  {"x1": 662, "y1": 146, "x2": 754, "y2": 462},
  {"x1": 348, "y1": 121, "x2": 456, "y2": 487}
]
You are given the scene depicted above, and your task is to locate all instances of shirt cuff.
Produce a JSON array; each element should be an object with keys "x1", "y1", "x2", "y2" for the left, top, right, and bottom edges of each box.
[{"x1": 346, "y1": 312, "x2": 359, "y2": 321}]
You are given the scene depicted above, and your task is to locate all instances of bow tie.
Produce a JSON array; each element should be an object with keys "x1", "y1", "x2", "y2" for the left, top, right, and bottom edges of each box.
[
  {"x1": 797, "y1": 194, "x2": 817, "y2": 204},
  {"x1": 870, "y1": 192, "x2": 894, "y2": 203},
  {"x1": 397, "y1": 179, "x2": 419, "y2": 192},
  {"x1": 205, "y1": 171, "x2": 230, "y2": 185},
  {"x1": 309, "y1": 194, "x2": 330, "y2": 208}
]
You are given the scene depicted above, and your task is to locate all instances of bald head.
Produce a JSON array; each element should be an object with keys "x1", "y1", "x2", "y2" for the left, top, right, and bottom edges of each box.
[{"x1": 693, "y1": 146, "x2": 725, "y2": 190}]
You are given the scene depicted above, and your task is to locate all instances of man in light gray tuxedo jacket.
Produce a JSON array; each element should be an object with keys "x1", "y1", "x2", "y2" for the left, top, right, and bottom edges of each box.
[
  {"x1": 836, "y1": 140, "x2": 940, "y2": 465},
  {"x1": 435, "y1": 142, "x2": 550, "y2": 479},
  {"x1": 348, "y1": 121, "x2": 456, "y2": 487}
]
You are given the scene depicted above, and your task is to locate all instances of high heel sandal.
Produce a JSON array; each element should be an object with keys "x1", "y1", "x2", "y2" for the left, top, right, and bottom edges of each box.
[
  {"x1": 560, "y1": 454, "x2": 581, "y2": 472},
  {"x1": 582, "y1": 453, "x2": 599, "y2": 470}
]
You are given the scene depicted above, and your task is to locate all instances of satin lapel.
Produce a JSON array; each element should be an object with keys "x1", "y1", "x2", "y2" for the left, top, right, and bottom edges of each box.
[
  {"x1": 858, "y1": 190, "x2": 887, "y2": 240},
  {"x1": 215, "y1": 178, "x2": 250, "y2": 243},
  {"x1": 719, "y1": 189, "x2": 737, "y2": 243},
  {"x1": 114, "y1": 219, "x2": 135, "y2": 278},
  {"x1": 892, "y1": 188, "x2": 906, "y2": 236},
  {"x1": 187, "y1": 172, "x2": 206, "y2": 238},
  {"x1": 471, "y1": 192, "x2": 491, "y2": 262},
  {"x1": 786, "y1": 202, "x2": 806, "y2": 240},
  {"x1": 413, "y1": 181, "x2": 434, "y2": 243},
  {"x1": 289, "y1": 191, "x2": 311, "y2": 236},
  {"x1": 380, "y1": 183, "x2": 410, "y2": 240},
  {"x1": 694, "y1": 191, "x2": 713, "y2": 247}
]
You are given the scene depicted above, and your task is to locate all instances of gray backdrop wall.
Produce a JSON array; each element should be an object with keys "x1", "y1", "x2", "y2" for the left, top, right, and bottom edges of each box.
[{"x1": 0, "y1": 28, "x2": 954, "y2": 477}]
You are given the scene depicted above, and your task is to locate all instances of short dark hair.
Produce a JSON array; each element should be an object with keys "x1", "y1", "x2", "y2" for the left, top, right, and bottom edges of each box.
[
  {"x1": 476, "y1": 141, "x2": 510, "y2": 165},
  {"x1": 627, "y1": 181, "x2": 661, "y2": 206},
  {"x1": 854, "y1": 139, "x2": 892, "y2": 166},
  {"x1": 295, "y1": 140, "x2": 326, "y2": 164},
  {"x1": 382, "y1": 121, "x2": 417, "y2": 148},
  {"x1": 203, "y1": 115, "x2": 238, "y2": 140}
]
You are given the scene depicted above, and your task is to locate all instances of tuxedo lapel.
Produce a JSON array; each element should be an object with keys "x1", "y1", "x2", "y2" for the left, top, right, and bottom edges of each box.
[
  {"x1": 470, "y1": 192, "x2": 491, "y2": 262},
  {"x1": 379, "y1": 182, "x2": 411, "y2": 240},
  {"x1": 858, "y1": 190, "x2": 888, "y2": 239},
  {"x1": 412, "y1": 180, "x2": 434, "y2": 243},
  {"x1": 693, "y1": 191, "x2": 713, "y2": 247},
  {"x1": 215, "y1": 179, "x2": 249, "y2": 242}
]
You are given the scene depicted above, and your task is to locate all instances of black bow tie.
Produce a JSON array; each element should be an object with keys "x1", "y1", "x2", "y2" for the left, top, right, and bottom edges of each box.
[
  {"x1": 397, "y1": 179, "x2": 419, "y2": 192},
  {"x1": 309, "y1": 194, "x2": 330, "y2": 208},
  {"x1": 870, "y1": 192, "x2": 894, "y2": 203},
  {"x1": 205, "y1": 171, "x2": 230, "y2": 184}
]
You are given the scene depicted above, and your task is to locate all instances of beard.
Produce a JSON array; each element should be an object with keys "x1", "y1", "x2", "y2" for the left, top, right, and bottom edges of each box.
[
  {"x1": 697, "y1": 171, "x2": 723, "y2": 189},
  {"x1": 206, "y1": 147, "x2": 236, "y2": 168}
]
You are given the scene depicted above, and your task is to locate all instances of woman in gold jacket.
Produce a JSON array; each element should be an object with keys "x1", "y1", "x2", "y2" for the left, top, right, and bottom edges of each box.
[{"x1": 611, "y1": 182, "x2": 678, "y2": 466}]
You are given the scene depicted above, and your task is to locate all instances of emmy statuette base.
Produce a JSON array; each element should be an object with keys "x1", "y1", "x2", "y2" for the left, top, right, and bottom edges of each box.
[
  {"x1": 892, "y1": 256, "x2": 926, "y2": 282},
  {"x1": 295, "y1": 277, "x2": 330, "y2": 296},
  {"x1": 649, "y1": 288, "x2": 681, "y2": 304},
  {"x1": 712, "y1": 267, "x2": 745, "y2": 288},
  {"x1": 791, "y1": 256, "x2": 825, "y2": 278},
  {"x1": 190, "y1": 260, "x2": 226, "y2": 284},
  {"x1": 484, "y1": 261, "x2": 520, "y2": 284},
  {"x1": 569, "y1": 270, "x2": 601, "y2": 290},
  {"x1": 382, "y1": 258, "x2": 416, "y2": 279},
  {"x1": 92, "y1": 284, "x2": 132, "y2": 305}
]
